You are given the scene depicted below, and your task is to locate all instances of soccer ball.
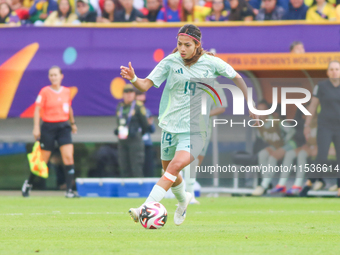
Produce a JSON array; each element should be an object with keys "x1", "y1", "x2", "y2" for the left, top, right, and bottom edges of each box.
[{"x1": 139, "y1": 202, "x2": 167, "y2": 229}]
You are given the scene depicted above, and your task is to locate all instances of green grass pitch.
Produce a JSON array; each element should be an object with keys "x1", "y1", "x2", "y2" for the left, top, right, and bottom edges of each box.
[{"x1": 1, "y1": 196, "x2": 340, "y2": 255}]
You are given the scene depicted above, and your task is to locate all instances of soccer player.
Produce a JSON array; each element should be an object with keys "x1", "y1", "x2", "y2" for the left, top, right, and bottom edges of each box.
[
  {"x1": 300, "y1": 60, "x2": 340, "y2": 197},
  {"x1": 21, "y1": 66, "x2": 79, "y2": 198},
  {"x1": 183, "y1": 86, "x2": 227, "y2": 204},
  {"x1": 120, "y1": 24, "x2": 257, "y2": 225}
]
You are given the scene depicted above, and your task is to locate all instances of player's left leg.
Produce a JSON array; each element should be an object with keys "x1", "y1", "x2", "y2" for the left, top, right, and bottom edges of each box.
[
  {"x1": 129, "y1": 151, "x2": 193, "y2": 225},
  {"x1": 167, "y1": 151, "x2": 193, "y2": 225},
  {"x1": 60, "y1": 144, "x2": 78, "y2": 198},
  {"x1": 171, "y1": 132, "x2": 205, "y2": 222},
  {"x1": 129, "y1": 131, "x2": 204, "y2": 225},
  {"x1": 58, "y1": 123, "x2": 78, "y2": 198}
]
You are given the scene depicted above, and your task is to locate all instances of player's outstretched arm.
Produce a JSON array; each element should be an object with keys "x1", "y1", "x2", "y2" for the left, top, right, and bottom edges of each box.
[
  {"x1": 120, "y1": 62, "x2": 154, "y2": 92},
  {"x1": 232, "y1": 73, "x2": 259, "y2": 121}
]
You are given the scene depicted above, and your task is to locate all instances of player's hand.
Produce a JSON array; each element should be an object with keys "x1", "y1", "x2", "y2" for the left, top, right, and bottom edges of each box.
[
  {"x1": 71, "y1": 124, "x2": 78, "y2": 134},
  {"x1": 304, "y1": 126, "x2": 311, "y2": 141},
  {"x1": 120, "y1": 62, "x2": 135, "y2": 81},
  {"x1": 33, "y1": 127, "x2": 40, "y2": 140}
]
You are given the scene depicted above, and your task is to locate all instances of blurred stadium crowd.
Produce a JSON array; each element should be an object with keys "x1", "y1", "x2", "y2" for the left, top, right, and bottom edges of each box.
[{"x1": 1, "y1": 0, "x2": 340, "y2": 25}]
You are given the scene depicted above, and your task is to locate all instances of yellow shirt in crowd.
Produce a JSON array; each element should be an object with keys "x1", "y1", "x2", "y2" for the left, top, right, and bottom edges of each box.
[
  {"x1": 44, "y1": 11, "x2": 78, "y2": 25},
  {"x1": 304, "y1": 0, "x2": 336, "y2": 6},
  {"x1": 336, "y1": 5, "x2": 340, "y2": 21},
  {"x1": 186, "y1": 6, "x2": 211, "y2": 22},
  {"x1": 23, "y1": 0, "x2": 76, "y2": 13},
  {"x1": 306, "y1": 3, "x2": 336, "y2": 21}
]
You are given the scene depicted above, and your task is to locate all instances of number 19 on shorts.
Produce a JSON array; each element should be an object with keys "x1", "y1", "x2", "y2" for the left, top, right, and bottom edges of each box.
[{"x1": 162, "y1": 132, "x2": 172, "y2": 146}]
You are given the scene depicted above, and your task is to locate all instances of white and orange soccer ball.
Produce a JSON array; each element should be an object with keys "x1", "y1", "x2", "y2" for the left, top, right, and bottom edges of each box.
[{"x1": 139, "y1": 202, "x2": 167, "y2": 229}]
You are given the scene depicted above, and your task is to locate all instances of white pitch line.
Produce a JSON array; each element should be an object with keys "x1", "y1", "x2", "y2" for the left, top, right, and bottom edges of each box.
[
  {"x1": 1, "y1": 211, "x2": 340, "y2": 216},
  {"x1": 194, "y1": 211, "x2": 340, "y2": 214},
  {"x1": 0, "y1": 213, "x2": 23, "y2": 216},
  {"x1": 0, "y1": 212, "x2": 125, "y2": 216}
]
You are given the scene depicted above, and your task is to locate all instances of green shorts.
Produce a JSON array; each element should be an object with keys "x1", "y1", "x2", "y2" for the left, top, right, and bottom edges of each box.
[{"x1": 161, "y1": 130, "x2": 206, "y2": 161}]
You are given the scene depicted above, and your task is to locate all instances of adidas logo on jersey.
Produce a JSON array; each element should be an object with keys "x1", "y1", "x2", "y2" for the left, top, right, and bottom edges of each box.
[{"x1": 175, "y1": 68, "x2": 183, "y2": 74}]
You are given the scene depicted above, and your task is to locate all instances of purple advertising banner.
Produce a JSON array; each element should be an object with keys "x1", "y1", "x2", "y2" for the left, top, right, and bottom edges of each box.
[{"x1": 1, "y1": 25, "x2": 339, "y2": 118}]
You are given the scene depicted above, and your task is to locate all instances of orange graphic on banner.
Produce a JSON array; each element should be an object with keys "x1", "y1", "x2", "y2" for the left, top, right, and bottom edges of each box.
[
  {"x1": 216, "y1": 52, "x2": 340, "y2": 71},
  {"x1": 0, "y1": 43, "x2": 39, "y2": 119},
  {"x1": 27, "y1": 141, "x2": 48, "y2": 178}
]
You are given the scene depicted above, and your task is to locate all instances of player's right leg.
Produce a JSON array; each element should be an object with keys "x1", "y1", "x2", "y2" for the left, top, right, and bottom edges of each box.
[
  {"x1": 22, "y1": 149, "x2": 51, "y2": 197},
  {"x1": 129, "y1": 152, "x2": 192, "y2": 224},
  {"x1": 129, "y1": 131, "x2": 179, "y2": 223}
]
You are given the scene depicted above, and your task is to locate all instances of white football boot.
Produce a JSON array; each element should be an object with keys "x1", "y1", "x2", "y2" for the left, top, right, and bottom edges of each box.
[
  {"x1": 128, "y1": 207, "x2": 140, "y2": 223},
  {"x1": 174, "y1": 192, "x2": 192, "y2": 226},
  {"x1": 252, "y1": 186, "x2": 265, "y2": 196}
]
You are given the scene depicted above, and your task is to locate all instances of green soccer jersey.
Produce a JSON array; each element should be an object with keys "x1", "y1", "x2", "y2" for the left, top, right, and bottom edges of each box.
[{"x1": 146, "y1": 51, "x2": 236, "y2": 133}]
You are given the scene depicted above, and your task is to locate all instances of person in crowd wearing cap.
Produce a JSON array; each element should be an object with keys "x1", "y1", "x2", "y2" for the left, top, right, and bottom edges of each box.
[
  {"x1": 135, "y1": 89, "x2": 156, "y2": 177},
  {"x1": 114, "y1": 84, "x2": 149, "y2": 177},
  {"x1": 76, "y1": 0, "x2": 97, "y2": 22}
]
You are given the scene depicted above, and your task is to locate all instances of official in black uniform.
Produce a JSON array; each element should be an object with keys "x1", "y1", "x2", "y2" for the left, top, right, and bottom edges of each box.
[
  {"x1": 301, "y1": 60, "x2": 340, "y2": 196},
  {"x1": 115, "y1": 84, "x2": 149, "y2": 177}
]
